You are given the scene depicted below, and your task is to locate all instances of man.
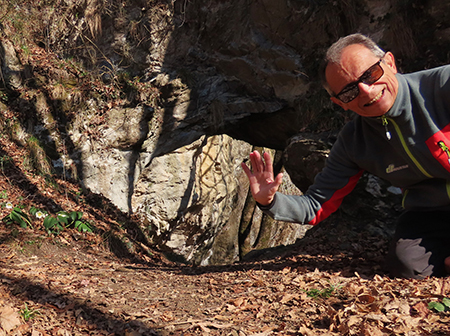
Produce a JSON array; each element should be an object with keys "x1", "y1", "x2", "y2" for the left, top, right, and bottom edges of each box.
[{"x1": 241, "y1": 33, "x2": 450, "y2": 279}]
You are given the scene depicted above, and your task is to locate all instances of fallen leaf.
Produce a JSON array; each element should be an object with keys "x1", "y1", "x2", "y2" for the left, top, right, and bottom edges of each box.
[
  {"x1": 31, "y1": 330, "x2": 42, "y2": 336},
  {"x1": 364, "y1": 312, "x2": 390, "y2": 323},
  {"x1": 358, "y1": 294, "x2": 375, "y2": 304},
  {"x1": 230, "y1": 297, "x2": 247, "y2": 307},
  {"x1": 0, "y1": 305, "x2": 21, "y2": 333},
  {"x1": 299, "y1": 325, "x2": 315, "y2": 336},
  {"x1": 280, "y1": 294, "x2": 297, "y2": 304},
  {"x1": 160, "y1": 311, "x2": 174, "y2": 322},
  {"x1": 360, "y1": 322, "x2": 384, "y2": 336},
  {"x1": 412, "y1": 302, "x2": 429, "y2": 318},
  {"x1": 213, "y1": 315, "x2": 229, "y2": 321}
]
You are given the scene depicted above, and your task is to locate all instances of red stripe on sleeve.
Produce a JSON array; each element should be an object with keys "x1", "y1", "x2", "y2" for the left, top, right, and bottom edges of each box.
[{"x1": 308, "y1": 169, "x2": 364, "y2": 225}]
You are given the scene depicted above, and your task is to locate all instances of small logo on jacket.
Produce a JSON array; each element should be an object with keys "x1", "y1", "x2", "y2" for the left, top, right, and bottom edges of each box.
[{"x1": 386, "y1": 164, "x2": 409, "y2": 174}]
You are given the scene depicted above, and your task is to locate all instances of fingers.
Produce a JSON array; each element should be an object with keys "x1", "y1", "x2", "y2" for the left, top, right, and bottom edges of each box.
[
  {"x1": 267, "y1": 173, "x2": 283, "y2": 192},
  {"x1": 274, "y1": 172, "x2": 283, "y2": 185},
  {"x1": 241, "y1": 151, "x2": 284, "y2": 206},
  {"x1": 242, "y1": 150, "x2": 280, "y2": 179},
  {"x1": 263, "y1": 151, "x2": 274, "y2": 175},
  {"x1": 249, "y1": 150, "x2": 264, "y2": 173},
  {"x1": 244, "y1": 150, "x2": 276, "y2": 176}
]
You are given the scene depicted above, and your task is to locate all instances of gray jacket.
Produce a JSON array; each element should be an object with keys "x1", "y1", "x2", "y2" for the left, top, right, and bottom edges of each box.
[{"x1": 263, "y1": 65, "x2": 450, "y2": 224}]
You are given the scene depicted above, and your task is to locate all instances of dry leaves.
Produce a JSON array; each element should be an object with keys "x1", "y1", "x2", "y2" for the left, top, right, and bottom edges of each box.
[
  {"x1": 0, "y1": 305, "x2": 21, "y2": 334},
  {"x1": 0, "y1": 229, "x2": 449, "y2": 336}
]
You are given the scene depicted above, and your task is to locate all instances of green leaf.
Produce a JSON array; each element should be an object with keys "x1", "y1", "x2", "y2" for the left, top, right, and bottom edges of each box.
[
  {"x1": 70, "y1": 211, "x2": 83, "y2": 222},
  {"x1": 43, "y1": 216, "x2": 64, "y2": 234},
  {"x1": 73, "y1": 220, "x2": 92, "y2": 233},
  {"x1": 13, "y1": 207, "x2": 29, "y2": 219},
  {"x1": 29, "y1": 207, "x2": 37, "y2": 216},
  {"x1": 11, "y1": 212, "x2": 26, "y2": 228},
  {"x1": 429, "y1": 301, "x2": 446, "y2": 312},
  {"x1": 10, "y1": 208, "x2": 31, "y2": 228},
  {"x1": 43, "y1": 216, "x2": 58, "y2": 229},
  {"x1": 57, "y1": 213, "x2": 69, "y2": 225},
  {"x1": 442, "y1": 297, "x2": 450, "y2": 308}
]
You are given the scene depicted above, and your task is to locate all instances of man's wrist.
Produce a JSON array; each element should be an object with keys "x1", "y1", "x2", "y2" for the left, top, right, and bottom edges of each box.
[{"x1": 256, "y1": 194, "x2": 276, "y2": 209}]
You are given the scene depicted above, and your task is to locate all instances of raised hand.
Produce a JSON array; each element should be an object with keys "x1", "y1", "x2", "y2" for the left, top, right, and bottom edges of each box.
[{"x1": 241, "y1": 150, "x2": 283, "y2": 206}]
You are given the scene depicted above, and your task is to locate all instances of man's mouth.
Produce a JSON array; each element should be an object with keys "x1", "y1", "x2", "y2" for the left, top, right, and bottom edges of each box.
[{"x1": 365, "y1": 90, "x2": 384, "y2": 106}]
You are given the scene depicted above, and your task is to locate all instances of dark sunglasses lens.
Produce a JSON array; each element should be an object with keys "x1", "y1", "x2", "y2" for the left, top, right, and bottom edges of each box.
[
  {"x1": 337, "y1": 86, "x2": 358, "y2": 103},
  {"x1": 363, "y1": 63, "x2": 384, "y2": 84}
]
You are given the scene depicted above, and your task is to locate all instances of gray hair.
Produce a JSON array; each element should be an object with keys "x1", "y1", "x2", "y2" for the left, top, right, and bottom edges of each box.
[{"x1": 320, "y1": 33, "x2": 386, "y2": 95}]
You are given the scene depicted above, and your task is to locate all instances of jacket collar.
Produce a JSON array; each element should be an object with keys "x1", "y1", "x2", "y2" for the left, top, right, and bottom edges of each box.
[{"x1": 384, "y1": 73, "x2": 408, "y2": 119}]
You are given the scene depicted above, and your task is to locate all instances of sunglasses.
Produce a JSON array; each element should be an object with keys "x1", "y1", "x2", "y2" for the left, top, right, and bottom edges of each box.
[{"x1": 334, "y1": 58, "x2": 385, "y2": 103}]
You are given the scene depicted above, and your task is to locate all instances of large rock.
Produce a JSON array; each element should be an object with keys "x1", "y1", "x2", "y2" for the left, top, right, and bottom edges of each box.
[
  {"x1": 132, "y1": 134, "x2": 251, "y2": 265},
  {"x1": 75, "y1": 105, "x2": 153, "y2": 212},
  {"x1": 0, "y1": 38, "x2": 23, "y2": 90}
]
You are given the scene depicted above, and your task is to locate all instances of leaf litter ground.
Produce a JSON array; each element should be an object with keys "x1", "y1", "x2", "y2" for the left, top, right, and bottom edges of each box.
[{"x1": 0, "y1": 134, "x2": 449, "y2": 336}]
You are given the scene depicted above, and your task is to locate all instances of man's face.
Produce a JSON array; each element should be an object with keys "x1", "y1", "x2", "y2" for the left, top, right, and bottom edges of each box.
[{"x1": 325, "y1": 44, "x2": 398, "y2": 117}]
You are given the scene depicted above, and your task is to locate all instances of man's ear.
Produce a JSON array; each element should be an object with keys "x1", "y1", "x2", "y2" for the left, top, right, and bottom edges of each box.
[
  {"x1": 384, "y1": 51, "x2": 397, "y2": 74},
  {"x1": 331, "y1": 96, "x2": 348, "y2": 110}
]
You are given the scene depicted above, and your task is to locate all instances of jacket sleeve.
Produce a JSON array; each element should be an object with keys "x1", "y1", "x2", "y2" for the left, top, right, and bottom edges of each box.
[{"x1": 259, "y1": 128, "x2": 364, "y2": 225}]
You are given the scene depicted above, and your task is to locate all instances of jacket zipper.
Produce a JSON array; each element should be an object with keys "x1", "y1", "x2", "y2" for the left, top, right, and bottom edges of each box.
[
  {"x1": 381, "y1": 115, "x2": 391, "y2": 140},
  {"x1": 382, "y1": 116, "x2": 433, "y2": 178},
  {"x1": 437, "y1": 140, "x2": 450, "y2": 164}
]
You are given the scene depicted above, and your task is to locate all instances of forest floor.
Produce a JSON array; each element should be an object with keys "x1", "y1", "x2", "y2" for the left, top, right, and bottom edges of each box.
[{"x1": 0, "y1": 129, "x2": 449, "y2": 336}]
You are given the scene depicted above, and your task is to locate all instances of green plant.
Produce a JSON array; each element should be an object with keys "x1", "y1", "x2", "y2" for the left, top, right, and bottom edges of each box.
[
  {"x1": 20, "y1": 303, "x2": 39, "y2": 322},
  {"x1": 305, "y1": 283, "x2": 340, "y2": 299},
  {"x1": 43, "y1": 215, "x2": 64, "y2": 234},
  {"x1": 429, "y1": 297, "x2": 450, "y2": 313},
  {"x1": 74, "y1": 190, "x2": 83, "y2": 202},
  {"x1": 62, "y1": 211, "x2": 92, "y2": 232},
  {"x1": 44, "y1": 211, "x2": 92, "y2": 234},
  {"x1": 2, "y1": 207, "x2": 32, "y2": 228}
]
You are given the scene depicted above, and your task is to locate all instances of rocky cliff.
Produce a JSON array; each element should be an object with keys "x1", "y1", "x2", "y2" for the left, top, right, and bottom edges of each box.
[{"x1": 1, "y1": 0, "x2": 449, "y2": 264}]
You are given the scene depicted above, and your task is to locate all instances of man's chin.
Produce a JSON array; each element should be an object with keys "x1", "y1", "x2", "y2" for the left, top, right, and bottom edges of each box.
[{"x1": 354, "y1": 109, "x2": 386, "y2": 117}]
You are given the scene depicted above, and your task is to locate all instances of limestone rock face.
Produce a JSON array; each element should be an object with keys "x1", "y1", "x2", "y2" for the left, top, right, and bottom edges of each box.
[
  {"x1": 0, "y1": 38, "x2": 23, "y2": 90},
  {"x1": 76, "y1": 105, "x2": 153, "y2": 213},
  {"x1": 132, "y1": 134, "x2": 252, "y2": 265}
]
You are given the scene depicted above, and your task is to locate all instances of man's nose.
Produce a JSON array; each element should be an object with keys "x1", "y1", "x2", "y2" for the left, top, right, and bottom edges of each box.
[{"x1": 358, "y1": 82, "x2": 373, "y2": 95}]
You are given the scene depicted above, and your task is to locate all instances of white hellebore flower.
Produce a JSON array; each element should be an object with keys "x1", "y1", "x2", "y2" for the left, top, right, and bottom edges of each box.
[{"x1": 36, "y1": 211, "x2": 46, "y2": 219}]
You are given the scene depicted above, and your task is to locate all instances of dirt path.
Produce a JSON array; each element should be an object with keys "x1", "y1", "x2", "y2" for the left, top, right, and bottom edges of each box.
[{"x1": 0, "y1": 230, "x2": 449, "y2": 336}]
